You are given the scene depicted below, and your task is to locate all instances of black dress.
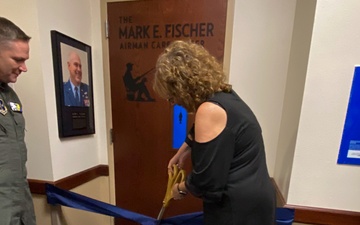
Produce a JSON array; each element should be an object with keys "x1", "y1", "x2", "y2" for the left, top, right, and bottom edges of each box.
[{"x1": 185, "y1": 90, "x2": 276, "y2": 225}]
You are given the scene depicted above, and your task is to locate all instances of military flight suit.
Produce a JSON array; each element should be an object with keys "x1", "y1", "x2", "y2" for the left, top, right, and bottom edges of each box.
[{"x1": 0, "y1": 83, "x2": 36, "y2": 225}]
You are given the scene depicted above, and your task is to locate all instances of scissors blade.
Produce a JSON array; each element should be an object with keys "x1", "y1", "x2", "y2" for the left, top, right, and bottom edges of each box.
[{"x1": 156, "y1": 206, "x2": 166, "y2": 224}]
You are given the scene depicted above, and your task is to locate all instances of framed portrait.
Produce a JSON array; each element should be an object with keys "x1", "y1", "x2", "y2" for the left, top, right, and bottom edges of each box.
[{"x1": 51, "y1": 30, "x2": 95, "y2": 137}]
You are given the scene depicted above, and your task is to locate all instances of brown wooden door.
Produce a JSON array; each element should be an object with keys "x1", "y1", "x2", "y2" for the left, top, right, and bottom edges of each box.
[{"x1": 107, "y1": 1, "x2": 227, "y2": 224}]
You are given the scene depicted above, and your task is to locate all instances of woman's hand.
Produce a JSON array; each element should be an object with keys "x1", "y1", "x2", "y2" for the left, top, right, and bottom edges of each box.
[
  {"x1": 172, "y1": 182, "x2": 187, "y2": 200},
  {"x1": 168, "y1": 142, "x2": 191, "y2": 173}
]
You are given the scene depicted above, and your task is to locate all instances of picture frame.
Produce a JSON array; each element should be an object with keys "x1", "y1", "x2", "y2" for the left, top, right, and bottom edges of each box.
[{"x1": 51, "y1": 30, "x2": 95, "y2": 137}]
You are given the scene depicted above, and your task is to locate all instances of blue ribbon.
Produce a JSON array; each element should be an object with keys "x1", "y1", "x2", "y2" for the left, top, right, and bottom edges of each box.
[
  {"x1": 46, "y1": 184, "x2": 203, "y2": 225},
  {"x1": 276, "y1": 208, "x2": 295, "y2": 225},
  {"x1": 46, "y1": 184, "x2": 294, "y2": 225}
]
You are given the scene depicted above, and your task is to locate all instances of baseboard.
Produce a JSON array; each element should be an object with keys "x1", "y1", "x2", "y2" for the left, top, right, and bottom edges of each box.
[
  {"x1": 28, "y1": 164, "x2": 109, "y2": 194},
  {"x1": 285, "y1": 204, "x2": 360, "y2": 225},
  {"x1": 271, "y1": 178, "x2": 360, "y2": 225}
]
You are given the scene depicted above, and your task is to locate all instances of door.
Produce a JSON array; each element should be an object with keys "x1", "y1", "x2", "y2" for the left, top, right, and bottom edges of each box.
[{"x1": 107, "y1": 1, "x2": 227, "y2": 224}]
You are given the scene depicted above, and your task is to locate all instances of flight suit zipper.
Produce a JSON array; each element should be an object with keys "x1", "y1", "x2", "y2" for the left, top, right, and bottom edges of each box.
[{"x1": 0, "y1": 89, "x2": 24, "y2": 180}]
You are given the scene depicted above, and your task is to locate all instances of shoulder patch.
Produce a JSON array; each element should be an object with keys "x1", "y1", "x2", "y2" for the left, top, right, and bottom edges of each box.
[{"x1": 0, "y1": 99, "x2": 8, "y2": 115}]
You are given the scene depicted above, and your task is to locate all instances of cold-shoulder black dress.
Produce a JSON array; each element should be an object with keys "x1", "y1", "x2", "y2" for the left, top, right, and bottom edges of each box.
[{"x1": 185, "y1": 90, "x2": 276, "y2": 225}]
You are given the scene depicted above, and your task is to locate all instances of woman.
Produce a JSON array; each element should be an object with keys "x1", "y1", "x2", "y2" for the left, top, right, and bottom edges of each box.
[{"x1": 153, "y1": 40, "x2": 275, "y2": 225}]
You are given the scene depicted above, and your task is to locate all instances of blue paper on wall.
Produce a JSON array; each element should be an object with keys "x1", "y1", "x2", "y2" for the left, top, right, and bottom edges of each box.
[
  {"x1": 172, "y1": 105, "x2": 187, "y2": 149},
  {"x1": 338, "y1": 66, "x2": 360, "y2": 165}
]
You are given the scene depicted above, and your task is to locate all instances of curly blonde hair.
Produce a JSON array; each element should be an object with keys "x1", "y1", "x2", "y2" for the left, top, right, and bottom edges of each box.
[{"x1": 153, "y1": 40, "x2": 231, "y2": 112}]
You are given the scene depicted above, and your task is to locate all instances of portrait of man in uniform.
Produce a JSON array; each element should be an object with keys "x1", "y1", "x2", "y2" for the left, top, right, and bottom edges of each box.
[
  {"x1": 51, "y1": 30, "x2": 95, "y2": 137},
  {"x1": 61, "y1": 45, "x2": 90, "y2": 107}
]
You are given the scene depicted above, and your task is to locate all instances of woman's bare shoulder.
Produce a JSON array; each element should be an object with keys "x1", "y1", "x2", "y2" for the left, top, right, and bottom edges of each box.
[{"x1": 195, "y1": 102, "x2": 227, "y2": 143}]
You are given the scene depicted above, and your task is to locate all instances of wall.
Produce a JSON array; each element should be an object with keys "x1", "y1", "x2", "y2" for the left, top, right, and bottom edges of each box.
[
  {"x1": 1, "y1": 0, "x2": 359, "y2": 224},
  {"x1": 0, "y1": 0, "x2": 109, "y2": 180},
  {"x1": 229, "y1": 0, "x2": 297, "y2": 177},
  {"x1": 229, "y1": 0, "x2": 360, "y2": 213},
  {"x1": 288, "y1": 0, "x2": 360, "y2": 211},
  {"x1": 32, "y1": 177, "x2": 111, "y2": 225},
  {"x1": 1, "y1": 0, "x2": 54, "y2": 181},
  {"x1": 1, "y1": 0, "x2": 111, "y2": 224},
  {"x1": 35, "y1": 0, "x2": 109, "y2": 180},
  {"x1": 274, "y1": 0, "x2": 317, "y2": 200}
]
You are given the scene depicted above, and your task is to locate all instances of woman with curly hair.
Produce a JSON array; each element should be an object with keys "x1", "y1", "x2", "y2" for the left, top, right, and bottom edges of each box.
[{"x1": 154, "y1": 40, "x2": 276, "y2": 225}]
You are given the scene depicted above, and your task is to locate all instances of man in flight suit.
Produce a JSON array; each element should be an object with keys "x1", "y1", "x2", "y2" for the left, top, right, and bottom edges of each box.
[{"x1": 0, "y1": 17, "x2": 36, "y2": 225}]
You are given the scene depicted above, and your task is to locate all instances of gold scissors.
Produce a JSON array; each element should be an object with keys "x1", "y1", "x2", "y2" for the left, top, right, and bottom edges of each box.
[{"x1": 156, "y1": 164, "x2": 186, "y2": 224}]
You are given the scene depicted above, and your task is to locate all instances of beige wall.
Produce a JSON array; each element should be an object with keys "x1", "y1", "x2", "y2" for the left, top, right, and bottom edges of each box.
[
  {"x1": 1, "y1": 0, "x2": 54, "y2": 181},
  {"x1": 229, "y1": 0, "x2": 297, "y2": 177},
  {"x1": 32, "y1": 177, "x2": 112, "y2": 225},
  {"x1": 32, "y1": 195, "x2": 52, "y2": 225},
  {"x1": 1, "y1": 0, "x2": 359, "y2": 224},
  {"x1": 0, "y1": 0, "x2": 110, "y2": 180},
  {"x1": 288, "y1": 0, "x2": 360, "y2": 211},
  {"x1": 1, "y1": 0, "x2": 112, "y2": 224},
  {"x1": 274, "y1": 0, "x2": 317, "y2": 201}
]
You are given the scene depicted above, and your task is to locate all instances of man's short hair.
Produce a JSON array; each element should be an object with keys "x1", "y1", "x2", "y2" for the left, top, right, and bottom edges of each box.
[{"x1": 0, "y1": 17, "x2": 31, "y2": 46}]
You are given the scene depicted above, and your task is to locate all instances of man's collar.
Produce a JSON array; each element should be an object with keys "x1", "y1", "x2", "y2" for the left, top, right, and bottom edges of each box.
[{"x1": 0, "y1": 82, "x2": 8, "y2": 91}]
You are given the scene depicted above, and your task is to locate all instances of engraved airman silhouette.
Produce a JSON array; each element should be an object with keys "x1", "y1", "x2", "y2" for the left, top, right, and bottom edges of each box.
[{"x1": 123, "y1": 63, "x2": 155, "y2": 102}]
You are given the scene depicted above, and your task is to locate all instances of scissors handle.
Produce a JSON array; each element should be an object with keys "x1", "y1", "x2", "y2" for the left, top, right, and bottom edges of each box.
[
  {"x1": 162, "y1": 164, "x2": 186, "y2": 208},
  {"x1": 169, "y1": 164, "x2": 185, "y2": 185}
]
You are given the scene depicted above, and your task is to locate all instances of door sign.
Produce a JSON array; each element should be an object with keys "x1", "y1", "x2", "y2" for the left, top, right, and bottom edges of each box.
[{"x1": 172, "y1": 104, "x2": 187, "y2": 149}]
